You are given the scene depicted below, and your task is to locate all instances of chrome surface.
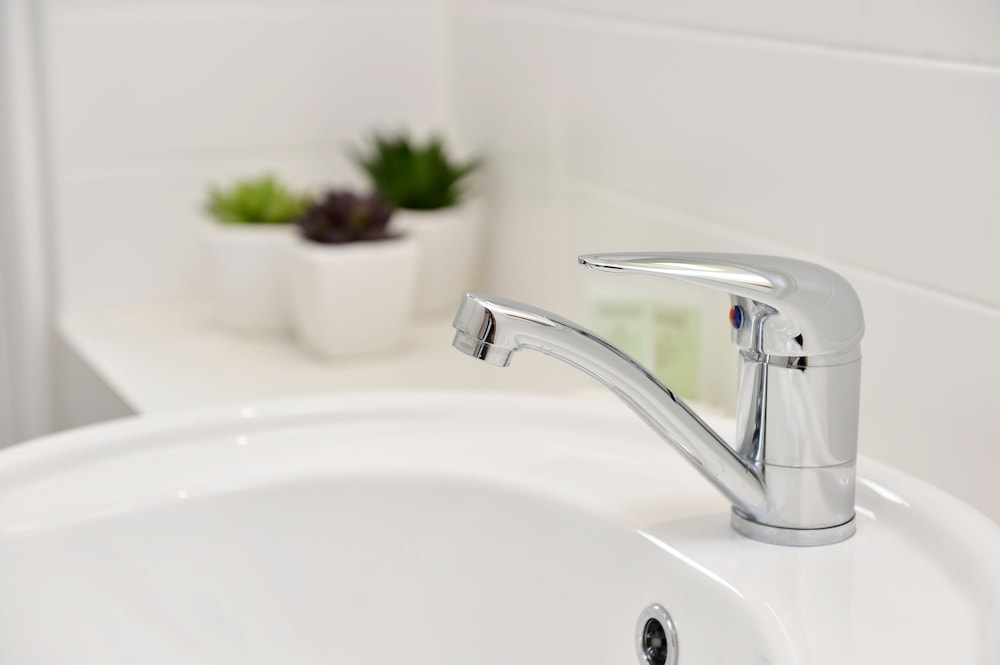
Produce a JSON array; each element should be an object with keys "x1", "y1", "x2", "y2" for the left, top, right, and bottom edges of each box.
[
  {"x1": 636, "y1": 604, "x2": 678, "y2": 665},
  {"x1": 730, "y1": 511, "x2": 857, "y2": 547},
  {"x1": 452, "y1": 293, "x2": 768, "y2": 517},
  {"x1": 451, "y1": 252, "x2": 864, "y2": 546},
  {"x1": 579, "y1": 253, "x2": 864, "y2": 360}
]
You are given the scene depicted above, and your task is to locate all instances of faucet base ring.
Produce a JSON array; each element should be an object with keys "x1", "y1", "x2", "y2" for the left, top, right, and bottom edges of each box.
[{"x1": 731, "y1": 511, "x2": 856, "y2": 547}]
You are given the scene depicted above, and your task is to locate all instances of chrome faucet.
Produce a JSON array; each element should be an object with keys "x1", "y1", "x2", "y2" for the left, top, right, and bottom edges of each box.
[{"x1": 451, "y1": 253, "x2": 864, "y2": 546}]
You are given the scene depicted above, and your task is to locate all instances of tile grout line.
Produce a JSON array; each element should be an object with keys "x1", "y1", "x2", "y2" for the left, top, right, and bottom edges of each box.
[
  {"x1": 492, "y1": 149, "x2": 1000, "y2": 316},
  {"x1": 476, "y1": 149, "x2": 1000, "y2": 316},
  {"x1": 462, "y1": 0, "x2": 1000, "y2": 75}
]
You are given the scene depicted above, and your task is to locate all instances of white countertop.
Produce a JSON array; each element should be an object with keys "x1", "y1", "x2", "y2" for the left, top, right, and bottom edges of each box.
[{"x1": 58, "y1": 300, "x2": 598, "y2": 414}]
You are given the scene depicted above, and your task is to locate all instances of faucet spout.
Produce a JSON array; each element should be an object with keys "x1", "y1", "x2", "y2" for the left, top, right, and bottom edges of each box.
[
  {"x1": 452, "y1": 292, "x2": 768, "y2": 517},
  {"x1": 452, "y1": 253, "x2": 863, "y2": 547}
]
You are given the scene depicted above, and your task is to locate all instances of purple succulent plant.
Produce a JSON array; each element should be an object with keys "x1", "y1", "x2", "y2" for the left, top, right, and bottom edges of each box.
[{"x1": 296, "y1": 190, "x2": 395, "y2": 244}]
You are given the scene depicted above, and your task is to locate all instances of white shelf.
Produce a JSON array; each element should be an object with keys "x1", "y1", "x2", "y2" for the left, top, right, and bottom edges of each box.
[{"x1": 58, "y1": 300, "x2": 596, "y2": 414}]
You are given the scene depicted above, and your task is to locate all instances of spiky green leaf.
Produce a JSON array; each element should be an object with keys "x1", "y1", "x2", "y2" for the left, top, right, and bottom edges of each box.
[
  {"x1": 354, "y1": 132, "x2": 480, "y2": 211},
  {"x1": 206, "y1": 175, "x2": 311, "y2": 225}
]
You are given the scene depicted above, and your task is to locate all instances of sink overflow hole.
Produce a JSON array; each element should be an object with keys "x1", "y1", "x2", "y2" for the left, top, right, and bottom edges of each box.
[
  {"x1": 642, "y1": 619, "x2": 668, "y2": 665},
  {"x1": 635, "y1": 605, "x2": 677, "y2": 665}
]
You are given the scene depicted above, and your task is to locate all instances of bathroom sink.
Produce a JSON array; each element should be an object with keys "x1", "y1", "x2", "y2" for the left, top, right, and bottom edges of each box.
[{"x1": 0, "y1": 392, "x2": 997, "y2": 664}]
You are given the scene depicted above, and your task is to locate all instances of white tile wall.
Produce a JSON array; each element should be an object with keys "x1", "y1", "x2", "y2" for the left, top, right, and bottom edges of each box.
[
  {"x1": 40, "y1": 0, "x2": 1000, "y2": 520},
  {"x1": 479, "y1": 0, "x2": 1000, "y2": 66},
  {"x1": 841, "y1": 268, "x2": 1000, "y2": 518},
  {"x1": 452, "y1": 13, "x2": 562, "y2": 167},
  {"x1": 56, "y1": 149, "x2": 368, "y2": 310},
  {"x1": 47, "y1": 4, "x2": 438, "y2": 162},
  {"x1": 558, "y1": 19, "x2": 830, "y2": 254},
  {"x1": 44, "y1": 0, "x2": 441, "y2": 310},
  {"x1": 452, "y1": 2, "x2": 1000, "y2": 522},
  {"x1": 819, "y1": 58, "x2": 1000, "y2": 306},
  {"x1": 475, "y1": 158, "x2": 572, "y2": 312}
]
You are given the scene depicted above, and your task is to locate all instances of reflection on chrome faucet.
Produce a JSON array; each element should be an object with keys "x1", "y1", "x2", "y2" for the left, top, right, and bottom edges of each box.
[{"x1": 451, "y1": 253, "x2": 864, "y2": 547}]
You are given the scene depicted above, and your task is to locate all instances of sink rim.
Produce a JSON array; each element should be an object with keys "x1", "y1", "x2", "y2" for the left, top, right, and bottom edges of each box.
[{"x1": 1, "y1": 390, "x2": 999, "y2": 664}]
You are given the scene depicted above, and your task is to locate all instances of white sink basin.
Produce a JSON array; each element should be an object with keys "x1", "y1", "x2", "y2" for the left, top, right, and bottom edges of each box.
[{"x1": 1, "y1": 392, "x2": 998, "y2": 664}]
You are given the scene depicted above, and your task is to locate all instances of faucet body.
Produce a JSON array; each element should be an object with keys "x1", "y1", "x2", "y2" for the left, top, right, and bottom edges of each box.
[{"x1": 452, "y1": 253, "x2": 864, "y2": 546}]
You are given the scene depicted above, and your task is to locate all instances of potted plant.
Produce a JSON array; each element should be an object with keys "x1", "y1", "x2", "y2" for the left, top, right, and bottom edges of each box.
[
  {"x1": 203, "y1": 174, "x2": 311, "y2": 332},
  {"x1": 285, "y1": 190, "x2": 419, "y2": 358},
  {"x1": 354, "y1": 132, "x2": 481, "y2": 315}
]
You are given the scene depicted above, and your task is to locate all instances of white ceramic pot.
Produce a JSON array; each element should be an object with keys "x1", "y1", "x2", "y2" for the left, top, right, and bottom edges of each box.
[
  {"x1": 390, "y1": 199, "x2": 483, "y2": 315},
  {"x1": 204, "y1": 222, "x2": 294, "y2": 332},
  {"x1": 285, "y1": 235, "x2": 419, "y2": 358}
]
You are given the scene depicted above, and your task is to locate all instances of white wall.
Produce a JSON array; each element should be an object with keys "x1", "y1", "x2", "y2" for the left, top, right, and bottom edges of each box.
[
  {"x1": 0, "y1": 283, "x2": 12, "y2": 449},
  {"x1": 41, "y1": 0, "x2": 444, "y2": 313},
  {"x1": 0, "y1": 5, "x2": 14, "y2": 448},
  {"x1": 450, "y1": 1, "x2": 1000, "y2": 521},
  {"x1": 19, "y1": 0, "x2": 1000, "y2": 521},
  {"x1": 35, "y1": 0, "x2": 446, "y2": 429},
  {"x1": 0, "y1": 0, "x2": 57, "y2": 445}
]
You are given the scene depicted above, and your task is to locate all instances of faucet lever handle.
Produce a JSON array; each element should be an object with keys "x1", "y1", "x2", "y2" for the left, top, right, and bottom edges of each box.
[{"x1": 579, "y1": 252, "x2": 864, "y2": 359}]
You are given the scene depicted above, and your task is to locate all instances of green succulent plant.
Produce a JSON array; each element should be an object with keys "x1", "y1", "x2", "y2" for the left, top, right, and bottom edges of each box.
[
  {"x1": 206, "y1": 175, "x2": 311, "y2": 225},
  {"x1": 297, "y1": 190, "x2": 395, "y2": 244},
  {"x1": 354, "y1": 132, "x2": 479, "y2": 211}
]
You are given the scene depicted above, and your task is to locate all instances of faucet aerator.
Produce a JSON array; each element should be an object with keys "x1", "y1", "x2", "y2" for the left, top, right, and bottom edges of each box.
[{"x1": 451, "y1": 330, "x2": 512, "y2": 367}]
